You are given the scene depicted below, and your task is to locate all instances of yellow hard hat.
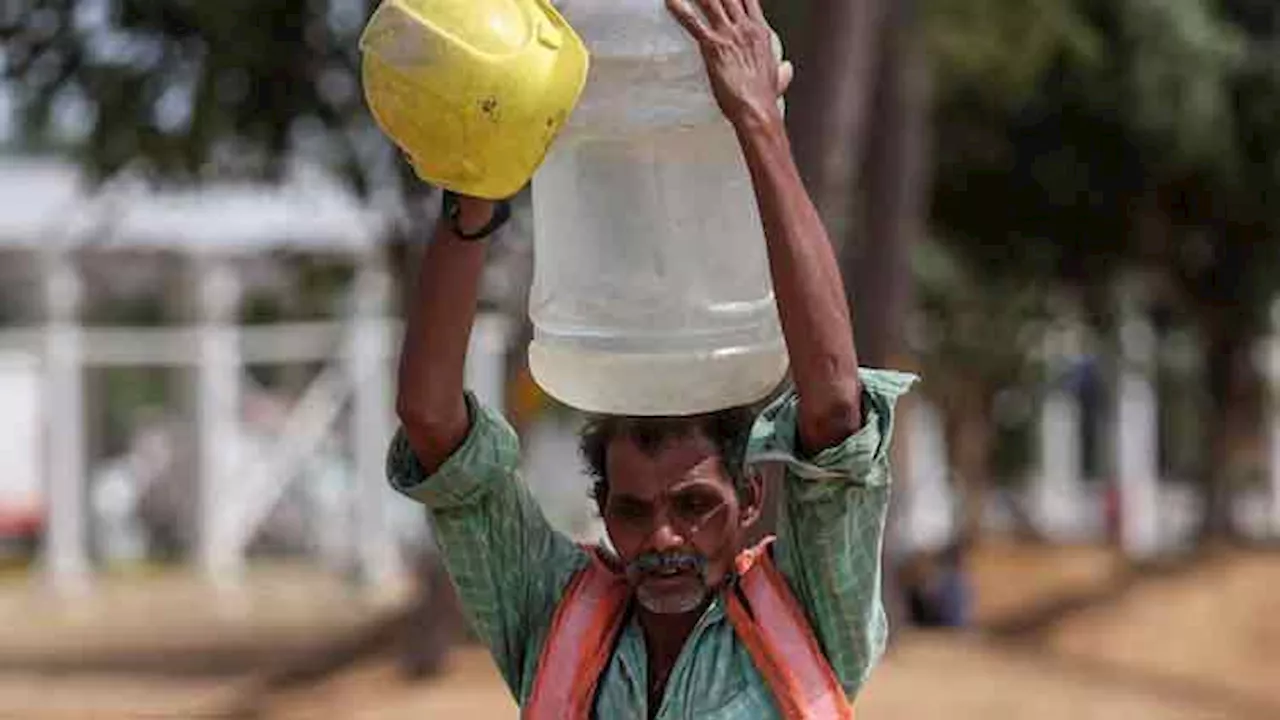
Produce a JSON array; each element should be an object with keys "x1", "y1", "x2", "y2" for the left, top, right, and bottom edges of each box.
[{"x1": 360, "y1": 0, "x2": 589, "y2": 200}]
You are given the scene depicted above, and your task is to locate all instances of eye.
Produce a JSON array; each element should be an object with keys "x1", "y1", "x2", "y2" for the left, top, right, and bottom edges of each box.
[
  {"x1": 609, "y1": 500, "x2": 650, "y2": 522},
  {"x1": 673, "y1": 492, "x2": 718, "y2": 519}
]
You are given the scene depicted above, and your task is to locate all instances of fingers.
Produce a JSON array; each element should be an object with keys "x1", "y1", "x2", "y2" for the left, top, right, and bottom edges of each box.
[
  {"x1": 777, "y1": 60, "x2": 794, "y2": 95},
  {"x1": 669, "y1": 0, "x2": 770, "y2": 39},
  {"x1": 694, "y1": 0, "x2": 731, "y2": 28},
  {"x1": 666, "y1": 0, "x2": 712, "y2": 41},
  {"x1": 721, "y1": 0, "x2": 748, "y2": 22}
]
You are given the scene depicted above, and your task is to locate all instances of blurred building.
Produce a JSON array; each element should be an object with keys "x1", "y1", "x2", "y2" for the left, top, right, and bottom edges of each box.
[
  {"x1": 0, "y1": 154, "x2": 607, "y2": 600},
  {"x1": 0, "y1": 155, "x2": 406, "y2": 594}
]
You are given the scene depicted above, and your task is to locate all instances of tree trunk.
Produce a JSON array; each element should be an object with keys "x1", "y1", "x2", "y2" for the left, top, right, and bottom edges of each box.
[
  {"x1": 1195, "y1": 224, "x2": 1257, "y2": 544},
  {"x1": 946, "y1": 383, "x2": 994, "y2": 546},
  {"x1": 853, "y1": 0, "x2": 929, "y2": 369},
  {"x1": 1201, "y1": 325, "x2": 1250, "y2": 542},
  {"x1": 753, "y1": 0, "x2": 885, "y2": 544},
  {"x1": 858, "y1": 0, "x2": 931, "y2": 637},
  {"x1": 786, "y1": 0, "x2": 888, "y2": 242}
]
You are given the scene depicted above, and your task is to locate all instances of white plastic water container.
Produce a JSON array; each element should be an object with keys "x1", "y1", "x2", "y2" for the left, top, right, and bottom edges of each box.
[{"x1": 528, "y1": 0, "x2": 789, "y2": 416}]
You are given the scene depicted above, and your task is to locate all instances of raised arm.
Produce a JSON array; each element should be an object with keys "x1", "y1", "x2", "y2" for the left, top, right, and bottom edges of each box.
[
  {"x1": 395, "y1": 195, "x2": 496, "y2": 469},
  {"x1": 667, "y1": 0, "x2": 862, "y2": 453},
  {"x1": 670, "y1": 2, "x2": 912, "y2": 695},
  {"x1": 390, "y1": 196, "x2": 588, "y2": 697}
]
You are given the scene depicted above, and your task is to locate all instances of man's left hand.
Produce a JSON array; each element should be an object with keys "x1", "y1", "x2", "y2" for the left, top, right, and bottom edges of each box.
[{"x1": 666, "y1": 0, "x2": 794, "y2": 131}]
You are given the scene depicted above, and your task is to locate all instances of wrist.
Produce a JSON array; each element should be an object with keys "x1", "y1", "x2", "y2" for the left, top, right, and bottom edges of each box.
[
  {"x1": 732, "y1": 107, "x2": 788, "y2": 148},
  {"x1": 455, "y1": 196, "x2": 497, "y2": 230},
  {"x1": 441, "y1": 191, "x2": 512, "y2": 241}
]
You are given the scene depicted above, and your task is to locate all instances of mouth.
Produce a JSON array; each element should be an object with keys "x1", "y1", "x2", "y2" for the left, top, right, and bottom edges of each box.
[
  {"x1": 627, "y1": 553, "x2": 708, "y2": 592},
  {"x1": 634, "y1": 565, "x2": 710, "y2": 615},
  {"x1": 641, "y1": 566, "x2": 699, "y2": 588}
]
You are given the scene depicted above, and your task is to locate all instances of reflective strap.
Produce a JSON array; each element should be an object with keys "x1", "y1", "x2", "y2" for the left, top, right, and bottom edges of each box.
[
  {"x1": 524, "y1": 553, "x2": 630, "y2": 719},
  {"x1": 728, "y1": 541, "x2": 855, "y2": 720},
  {"x1": 527, "y1": 540, "x2": 852, "y2": 719}
]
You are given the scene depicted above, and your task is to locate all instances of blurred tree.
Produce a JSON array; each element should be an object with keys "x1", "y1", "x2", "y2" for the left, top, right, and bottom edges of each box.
[
  {"x1": 781, "y1": 0, "x2": 927, "y2": 371},
  {"x1": 853, "y1": 0, "x2": 929, "y2": 372},
  {"x1": 1, "y1": 0, "x2": 394, "y2": 191},
  {"x1": 858, "y1": 0, "x2": 932, "y2": 635},
  {"x1": 926, "y1": 0, "x2": 1280, "y2": 542},
  {"x1": 912, "y1": 237, "x2": 1053, "y2": 543},
  {"x1": 1, "y1": 0, "x2": 440, "y2": 315},
  {"x1": 908, "y1": 0, "x2": 1104, "y2": 549},
  {"x1": 784, "y1": 0, "x2": 884, "y2": 243}
]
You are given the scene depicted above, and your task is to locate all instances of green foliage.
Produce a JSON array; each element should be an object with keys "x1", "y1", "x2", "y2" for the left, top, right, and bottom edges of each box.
[
  {"x1": 2, "y1": 0, "x2": 380, "y2": 187},
  {"x1": 928, "y1": 0, "x2": 1280, "y2": 314},
  {"x1": 927, "y1": 0, "x2": 1247, "y2": 172},
  {"x1": 912, "y1": 235, "x2": 1052, "y2": 389},
  {"x1": 1116, "y1": 0, "x2": 1246, "y2": 171},
  {"x1": 912, "y1": 235, "x2": 1052, "y2": 486},
  {"x1": 922, "y1": 0, "x2": 1280, "y2": 514},
  {"x1": 925, "y1": 0, "x2": 1102, "y2": 105}
]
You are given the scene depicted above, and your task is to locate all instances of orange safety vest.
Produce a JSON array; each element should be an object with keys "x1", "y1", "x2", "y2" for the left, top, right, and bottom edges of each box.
[{"x1": 524, "y1": 538, "x2": 855, "y2": 719}]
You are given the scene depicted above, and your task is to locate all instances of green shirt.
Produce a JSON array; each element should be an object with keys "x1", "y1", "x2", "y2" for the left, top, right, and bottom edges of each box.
[{"x1": 387, "y1": 368, "x2": 917, "y2": 718}]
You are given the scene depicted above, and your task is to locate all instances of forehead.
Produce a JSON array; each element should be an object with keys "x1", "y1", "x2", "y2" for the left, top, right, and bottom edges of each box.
[{"x1": 605, "y1": 432, "x2": 731, "y2": 498}]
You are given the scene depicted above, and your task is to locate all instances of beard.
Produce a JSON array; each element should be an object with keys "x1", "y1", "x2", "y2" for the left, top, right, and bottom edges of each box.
[{"x1": 627, "y1": 552, "x2": 711, "y2": 615}]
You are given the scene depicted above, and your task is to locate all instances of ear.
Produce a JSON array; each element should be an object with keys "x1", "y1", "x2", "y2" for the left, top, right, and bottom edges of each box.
[{"x1": 739, "y1": 468, "x2": 765, "y2": 528}]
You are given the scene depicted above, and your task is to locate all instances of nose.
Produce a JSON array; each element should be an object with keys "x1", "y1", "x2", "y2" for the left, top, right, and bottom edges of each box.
[{"x1": 648, "y1": 516, "x2": 686, "y2": 555}]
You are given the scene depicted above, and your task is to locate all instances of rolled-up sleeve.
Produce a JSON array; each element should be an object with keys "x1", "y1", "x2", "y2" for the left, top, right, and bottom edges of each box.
[
  {"x1": 745, "y1": 368, "x2": 918, "y2": 697},
  {"x1": 387, "y1": 392, "x2": 523, "y2": 508},
  {"x1": 386, "y1": 392, "x2": 586, "y2": 699}
]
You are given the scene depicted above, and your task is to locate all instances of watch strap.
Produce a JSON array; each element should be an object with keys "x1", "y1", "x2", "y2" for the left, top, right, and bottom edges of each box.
[{"x1": 444, "y1": 190, "x2": 512, "y2": 241}]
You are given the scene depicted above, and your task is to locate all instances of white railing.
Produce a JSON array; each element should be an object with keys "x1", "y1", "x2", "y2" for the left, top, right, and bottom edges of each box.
[{"x1": 0, "y1": 321, "x2": 402, "y2": 367}]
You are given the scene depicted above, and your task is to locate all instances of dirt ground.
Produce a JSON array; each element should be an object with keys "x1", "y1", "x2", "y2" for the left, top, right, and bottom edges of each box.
[
  {"x1": 262, "y1": 543, "x2": 1280, "y2": 720},
  {"x1": 1044, "y1": 551, "x2": 1280, "y2": 714},
  {"x1": 2, "y1": 544, "x2": 1277, "y2": 719},
  {"x1": 965, "y1": 540, "x2": 1125, "y2": 626},
  {"x1": 0, "y1": 563, "x2": 408, "y2": 719},
  {"x1": 262, "y1": 636, "x2": 1244, "y2": 720}
]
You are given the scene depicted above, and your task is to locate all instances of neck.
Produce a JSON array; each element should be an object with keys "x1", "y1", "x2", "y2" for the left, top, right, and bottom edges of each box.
[
  {"x1": 637, "y1": 600, "x2": 707, "y2": 700},
  {"x1": 638, "y1": 603, "x2": 704, "y2": 655}
]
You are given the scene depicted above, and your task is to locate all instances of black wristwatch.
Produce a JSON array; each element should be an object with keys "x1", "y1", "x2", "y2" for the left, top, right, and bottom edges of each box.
[{"x1": 442, "y1": 190, "x2": 512, "y2": 241}]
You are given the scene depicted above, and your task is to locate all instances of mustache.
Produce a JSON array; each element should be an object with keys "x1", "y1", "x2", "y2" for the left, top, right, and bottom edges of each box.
[{"x1": 627, "y1": 552, "x2": 707, "y2": 578}]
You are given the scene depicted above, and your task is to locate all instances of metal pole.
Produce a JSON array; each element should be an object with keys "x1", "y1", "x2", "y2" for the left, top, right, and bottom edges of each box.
[{"x1": 42, "y1": 251, "x2": 90, "y2": 595}]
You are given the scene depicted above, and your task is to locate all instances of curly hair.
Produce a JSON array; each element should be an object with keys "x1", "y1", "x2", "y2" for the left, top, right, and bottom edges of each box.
[{"x1": 580, "y1": 405, "x2": 759, "y2": 513}]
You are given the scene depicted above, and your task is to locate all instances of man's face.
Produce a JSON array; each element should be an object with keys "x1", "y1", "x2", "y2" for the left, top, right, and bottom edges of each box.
[{"x1": 602, "y1": 432, "x2": 761, "y2": 616}]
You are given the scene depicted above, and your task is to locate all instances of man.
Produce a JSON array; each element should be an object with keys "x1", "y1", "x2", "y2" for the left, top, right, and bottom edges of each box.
[{"x1": 388, "y1": 0, "x2": 916, "y2": 716}]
